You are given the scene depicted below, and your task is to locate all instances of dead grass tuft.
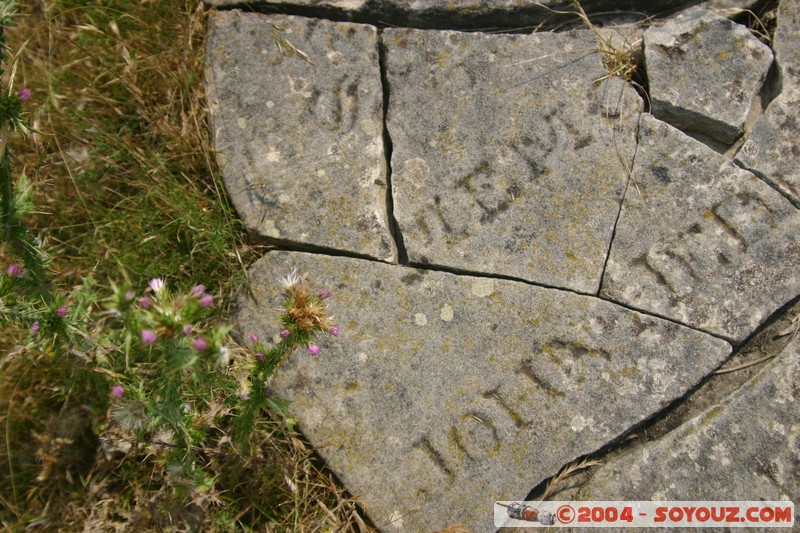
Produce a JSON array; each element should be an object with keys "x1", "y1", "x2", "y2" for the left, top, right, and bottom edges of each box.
[{"x1": 541, "y1": 456, "x2": 602, "y2": 500}]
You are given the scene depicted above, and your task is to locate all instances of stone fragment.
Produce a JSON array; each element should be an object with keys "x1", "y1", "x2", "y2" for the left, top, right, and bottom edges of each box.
[
  {"x1": 201, "y1": 1, "x2": 707, "y2": 30},
  {"x1": 575, "y1": 340, "x2": 800, "y2": 523},
  {"x1": 736, "y1": 87, "x2": 800, "y2": 208},
  {"x1": 644, "y1": 7, "x2": 773, "y2": 144},
  {"x1": 205, "y1": 11, "x2": 395, "y2": 261},
  {"x1": 236, "y1": 250, "x2": 731, "y2": 533},
  {"x1": 736, "y1": 0, "x2": 800, "y2": 207},
  {"x1": 773, "y1": 0, "x2": 800, "y2": 77},
  {"x1": 385, "y1": 28, "x2": 641, "y2": 294},
  {"x1": 601, "y1": 114, "x2": 800, "y2": 344}
]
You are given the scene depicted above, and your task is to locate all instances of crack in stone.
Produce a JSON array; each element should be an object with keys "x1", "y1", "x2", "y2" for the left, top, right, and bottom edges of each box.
[
  {"x1": 733, "y1": 158, "x2": 800, "y2": 210},
  {"x1": 378, "y1": 31, "x2": 407, "y2": 264},
  {"x1": 598, "y1": 107, "x2": 644, "y2": 296},
  {"x1": 252, "y1": 238, "x2": 733, "y2": 344},
  {"x1": 209, "y1": 1, "x2": 701, "y2": 33}
]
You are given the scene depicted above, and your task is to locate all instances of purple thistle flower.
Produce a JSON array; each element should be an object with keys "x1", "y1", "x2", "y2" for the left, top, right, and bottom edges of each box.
[
  {"x1": 56, "y1": 306, "x2": 68, "y2": 317},
  {"x1": 18, "y1": 88, "x2": 31, "y2": 102},
  {"x1": 111, "y1": 384, "x2": 124, "y2": 399},
  {"x1": 6, "y1": 264, "x2": 21, "y2": 277},
  {"x1": 31, "y1": 321, "x2": 40, "y2": 334},
  {"x1": 199, "y1": 293, "x2": 214, "y2": 308},
  {"x1": 193, "y1": 337, "x2": 207, "y2": 352},
  {"x1": 182, "y1": 324, "x2": 193, "y2": 336},
  {"x1": 308, "y1": 344, "x2": 320, "y2": 356},
  {"x1": 190, "y1": 284, "x2": 205, "y2": 298},
  {"x1": 248, "y1": 332, "x2": 258, "y2": 343},
  {"x1": 138, "y1": 296, "x2": 152, "y2": 309},
  {"x1": 319, "y1": 288, "x2": 332, "y2": 299},
  {"x1": 266, "y1": 388, "x2": 275, "y2": 397},
  {"x1": 149, "y1": 278, "x2": 166, "y2": 294},
  {"x1": 279, "y1": 329, "x2": 290, "y2": 338},
  {"x1": 141, "y1": 329, "x2": 157, "y2": 345},
  {"x1": 329, "y1": 325, "x2": 340, "y2": 337},
  {"x1": 254, "y1": 351, "x2": 265, "y2": 362}
]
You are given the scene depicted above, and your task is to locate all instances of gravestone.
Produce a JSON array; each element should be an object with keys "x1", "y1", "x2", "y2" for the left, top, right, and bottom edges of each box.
[{"x1": 236, "y1": 250, "x2": 731, "y2": 532}]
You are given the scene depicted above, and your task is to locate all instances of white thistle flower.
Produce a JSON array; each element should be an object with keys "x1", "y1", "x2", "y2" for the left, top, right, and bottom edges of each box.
[
  {"x1": 279, "y1": 268, "x2": 306, "y2": 290},
  {"x1": 218, "y1": 346, "x2": 230, "y2": 367},
  {"x1": 149, "y1": 277, "x2": 166, "y2": 294}
]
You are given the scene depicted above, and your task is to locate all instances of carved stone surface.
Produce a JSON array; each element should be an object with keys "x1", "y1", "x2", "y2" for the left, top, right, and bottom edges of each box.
[
  {"x1": 575, "y1": 339, "x2": 800, "y2": 521},
  {"x1": 206, "y1": 2, "x2": 800, "y2": 531},
  {"x1": 205, "y1": 11, "x2": 396, "y2": 261},
  {"x1": 601, "y1": 114, "x2": 800, "y2": 344},
  {"x1": 236, "y1": 251, "x2": 731, "y2": 533},
  {"x1": 643, "y1": 7, "x2": 773, "y2": 144},
  {"x1": 385, "y1": 27, "x2": 641, "y2": 294}
]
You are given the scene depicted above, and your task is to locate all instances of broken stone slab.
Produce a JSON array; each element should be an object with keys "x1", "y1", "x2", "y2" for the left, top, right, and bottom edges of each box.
[
  {"x1": 736, "y1": 86, "x2": 800, "y2": 208},
  {"x1": 205, "y1": 11, "x2": 396, "y2": 261},
  {"x1": 235, "y1": 250, "x2": 731, "y2": 533},
  {"x1": 735, "y1": 0, "x2": 800, "y2": 208},
  {"x1": 643, "y1": 6, "x2": 773, "y2": 144},
  {"x1": 385, "y1": 27, "x2": 641, "y2": 294},
  {"x1": 574, "y1": 339, "x2": 800, "y2": 525},
  {"x1": 601, "y1": 114, "x2": 800, "y2": 344},
  {"x1": 202, "y1": 1, "x2": 705, "y2": 30}
]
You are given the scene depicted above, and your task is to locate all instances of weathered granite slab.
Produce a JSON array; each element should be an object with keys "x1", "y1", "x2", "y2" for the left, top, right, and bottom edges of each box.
[
  {"x1": 385, "y1": 27, "x2": 641, "y2": 294},
  {"x1": 574, "y1": 339, "x2": 800, "y2": 527},
  {"x1": 601, "y1": 114, "x2": 800, "y2": 344},
  {"x1": 202, "y1": 1, "x2": 703, "y2": 30},
  {"x1": 236, "y1": 250, "x2": 731, "y2": 533},
  {"x1": 736, "y1": 0, "x2": 800, "y2": 207},
  {"x1": 205, "y1": 11, "x2": 396, "y2": 261},
  {"x1": 643, "y1": 6, "x2": 773, "y2": 144}
]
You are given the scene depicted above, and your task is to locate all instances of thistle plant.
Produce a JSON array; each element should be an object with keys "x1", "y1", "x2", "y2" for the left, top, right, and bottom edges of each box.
[
  {"x1": 100, "y1": 277, "x2": 233, "y2": 463},
  {"x1": 0, "y1": 0, "x2": 340, "y2": 507},
  {"x1": 234, "y1": 268, "x2": 340, "y2": 448},
  {"x1": 0, "y1": 0, "x2": 358, "y2": 528}
]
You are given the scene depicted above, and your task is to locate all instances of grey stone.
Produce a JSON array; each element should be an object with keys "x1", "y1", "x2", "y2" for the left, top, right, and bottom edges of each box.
[
  {"x1": 736, "y1": 0, "x2": 800, "y2": 208},
  {"x1": 201, "y1": 1, "x2": 706, "y2": 30},
  {"x1": 385, "y1": 27, "x2": 641, "y2": 294},
  {"x1": 205, "y1": 11, "x2": 396, "y2": 261},
  {"x1": 575, "y1": 339, "x2": 800, "y2": 526},
  {"x1": 235, "y1": 250, "x2": 731, "y2": 533},
  {"x1": 601, "y1": 114, "x2": 800, "y2": 344},
  {"x1": 644, "y1": 7, "x2": 773, "y2": 144}
]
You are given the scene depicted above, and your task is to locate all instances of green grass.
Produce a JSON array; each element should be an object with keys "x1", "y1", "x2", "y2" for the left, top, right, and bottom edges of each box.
[{"x1": 0, "y1": 1, "x2": 370, "y2": 530}]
